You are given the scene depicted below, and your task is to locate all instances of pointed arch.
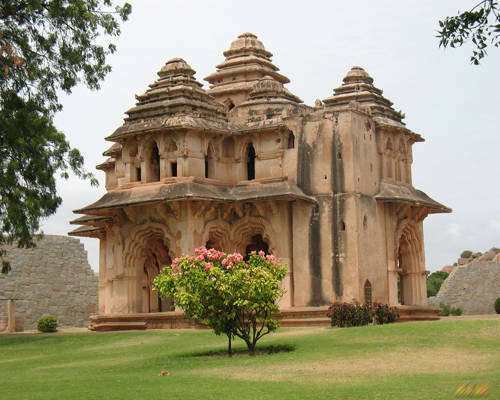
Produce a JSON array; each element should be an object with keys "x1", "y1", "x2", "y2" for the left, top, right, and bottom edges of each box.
[
  {"x1": 364, "y1": 280, "x2": 372, "y2": 305},
  {"x1": 246, "y1": 143, "x2": 256, "y2": 180}
]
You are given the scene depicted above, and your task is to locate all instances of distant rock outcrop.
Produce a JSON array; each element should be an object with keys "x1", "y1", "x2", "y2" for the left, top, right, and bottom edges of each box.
[{"x1": 428, "y1": 261, "x2": 500, "y2": 314}]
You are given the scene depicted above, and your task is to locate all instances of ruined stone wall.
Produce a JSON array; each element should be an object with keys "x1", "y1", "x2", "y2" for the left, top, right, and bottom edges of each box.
[
  {"x1": 0, "y1": 235, "x2": 98, "y2": 329},
  {"x1": 428, "y1": 261, "x2": 500, "y2": 314}
]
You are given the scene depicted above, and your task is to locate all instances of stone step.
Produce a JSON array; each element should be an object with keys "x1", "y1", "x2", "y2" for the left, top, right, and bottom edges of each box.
[
  {"x1": 279, "y1": 317, "x2": 330, "y2": 327},
  {"x1": 89, "y1": 321, "x2": 147, "y2": 332}
]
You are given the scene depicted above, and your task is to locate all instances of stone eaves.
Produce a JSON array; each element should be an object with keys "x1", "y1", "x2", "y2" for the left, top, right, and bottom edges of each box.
[
  {"x1": 74, "y1": 180, "x2": 317, "y2": 214},
  {"x1": 375, "y1": 182, "x2": 451, "y2": 213}
]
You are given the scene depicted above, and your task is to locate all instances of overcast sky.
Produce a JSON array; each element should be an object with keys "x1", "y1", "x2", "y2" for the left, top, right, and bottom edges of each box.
[{"x1": 40, "y1": 0, "x2": 500, "y2": 273}]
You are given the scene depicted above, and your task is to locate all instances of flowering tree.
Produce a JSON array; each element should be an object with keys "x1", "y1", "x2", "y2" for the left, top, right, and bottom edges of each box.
[{"x1": 153, "y1": 247, "x2": 287, "y2": 356}]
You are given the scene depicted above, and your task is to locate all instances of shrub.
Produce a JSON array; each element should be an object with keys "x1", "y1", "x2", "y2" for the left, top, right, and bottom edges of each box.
[
  {"x1": 372, "y1": 302, "x2": 399, "y2": 324},
  {"x1": 37, "y1": 316, "x2": 57, "y2": 332},
  {"x1": 327, "y1": 302, "x2": 372, "y2": 327},
  {"x1": 450, "y1": 306, "x2": 463, "y2": 316},
  {"x1": 153, "y1": 247, "x2": 287, "y2": 356},
  {"x1": 438, "y1": 302, "x2": 463, "y2": 316},
  {"x1": 460, "y1": 250, "x2": 472, "y2": 259},
  {"x1": 490, "y1": 247, "x2": 500, "y2": 254},
  {"x1": 495, "y1": 298, "x2": 500, "y2": 314}
]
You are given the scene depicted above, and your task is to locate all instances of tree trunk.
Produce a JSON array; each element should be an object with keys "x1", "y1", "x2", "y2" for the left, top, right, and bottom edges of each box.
[
  {"x1": 227, "y1": 334, "x2": 232, "y2": 357},
  {"x1": 247, "y1": 341, "x2": 255, "y2": 356}
]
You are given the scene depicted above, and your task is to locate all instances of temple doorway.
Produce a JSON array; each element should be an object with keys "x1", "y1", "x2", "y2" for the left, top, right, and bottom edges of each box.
[
  {"x1": 141, "y1": 237, "x2": 172, "y2": 313},
  {"x1": 396, "y1": 223, "x2": 424, "y2": 306},
  {"x1": 245, "y1": 234, "x2": 269, "y2": 259}
]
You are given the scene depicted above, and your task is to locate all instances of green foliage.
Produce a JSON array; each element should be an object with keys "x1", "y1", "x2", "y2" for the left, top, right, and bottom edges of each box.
[
  {"x1": 460, "y1": 250, "x2": 473, "y2": 259},
  {"x1": 490, "y1": 247, "x2": 500, "y2": 254},
  {"x1": 437, "y1": 0, "x2": 500, "y2": 64},
  {"x1": 153, "y1": 247, "x2": 287, "y2": 356},
  {"x1": 37, "y1": 315, "x2": 57, "y2": 332},
  {"x1": 426, "y1": 271, "x2": 449, "y2": 297},
  {"x1": 438, "y1": 302, "x2": 463, "y2": 316},
  {"x1": 495, "y1": 298, "x2": 500, "y2": 313},
  {"x1": 372, "y1": 302, "x2": 400, "y2": 324},
  {"x1": 0, "y1": 1, "x2": 131, "y2": 271},
  {"x1": 327, "y1": 302, "x2": 400, "y2": 327},
  {"x1": 327, "y1": 302, "x2": 373, "y2": 327},
  {"x1": 0, "y1": 320, "x2": 499, "y2": 399}
]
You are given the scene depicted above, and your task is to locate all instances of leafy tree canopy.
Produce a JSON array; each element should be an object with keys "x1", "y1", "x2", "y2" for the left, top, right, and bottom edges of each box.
[
  {"x1": 0, "y1": 1, "x2": 131, "y2": 273},
  {"x1": 438, "y1": 0, "x2": 500, "y2": 64},
  {"x1": 427, "y1": 271, "x2": 449, "y2": 297}
]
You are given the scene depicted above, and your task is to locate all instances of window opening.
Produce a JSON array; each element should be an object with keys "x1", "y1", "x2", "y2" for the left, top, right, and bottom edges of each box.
[
  {"x1": 364, "y1": 280, "x2": 372, "y2": 305},
  {"x1": 136, "y1": 167, "x2": 141, "y2": 182},
  {"x1": 287, "y1": 132, "x2": 295, "y2": 149},
  {"x1": 247, "y1": 143, "x2": 256, "y2": 181},
  {"x1": 340, "y1": 220, "x2": 346, "y2": 231},
  {"x1": 150, "y1": 143, "x2": 160, "y2": 182},
  {"x1": 171, "y1": 162, "x2": 177, "y2": 177}
]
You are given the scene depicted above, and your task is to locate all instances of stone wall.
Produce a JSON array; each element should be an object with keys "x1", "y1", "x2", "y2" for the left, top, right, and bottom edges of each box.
[
  {"x1": 428, "y1": 261, "x2": 500, "y2": 314},
  {"x1": 0, "y1": 235, "x2": 98, "y2": 329}
]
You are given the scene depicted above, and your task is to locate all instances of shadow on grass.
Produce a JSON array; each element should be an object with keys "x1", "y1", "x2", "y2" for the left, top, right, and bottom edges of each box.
[{"x1": 185, "y1": 344, "x2": 295, "y2": 358}]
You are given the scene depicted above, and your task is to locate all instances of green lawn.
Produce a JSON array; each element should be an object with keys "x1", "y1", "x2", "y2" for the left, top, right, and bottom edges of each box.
[{"x1": 0, "y1": 318, "x2": 498, "y2": 400}]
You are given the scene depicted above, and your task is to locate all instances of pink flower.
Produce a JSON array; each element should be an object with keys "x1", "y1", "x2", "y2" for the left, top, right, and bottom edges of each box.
[
  {"x1": 251, "y1": 250, "x2": 257, "y2": 255},
  {"x1": 173, "y1": 257, "x2": 180, "y2": 265},
  {"x1": 211, "y1": 277, "x2": 216, "y2": 282},
  {"x1": 205, "y1": 262, "x2": 213, "y2": 272},
  {"x1": 245, "y1": 263, "x2": 249, "y2": 269},
  {"x1": 258, "y1": 250, "x2": 265, "y2": 257},
  {"x1": 189, "y1": 264, "x2": 195, "y2": 269},
  {"x1": 222, "y1": 259, "x2": 228, "y2": 266},
  {"x1": 195, "y1": 246, "x2": 208, "y2": 256},
  {"x1": 195, "y1": 255, "x2": 204, "y2": 262}
]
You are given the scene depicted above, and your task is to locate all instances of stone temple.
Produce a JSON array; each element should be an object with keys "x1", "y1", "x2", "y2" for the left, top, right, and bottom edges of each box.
[{"x1": 69, "y1": 33, "x2": 450, "y2": 328}]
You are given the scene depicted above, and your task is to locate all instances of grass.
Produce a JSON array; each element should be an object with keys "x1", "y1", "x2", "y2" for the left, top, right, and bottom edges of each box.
[{"x1": 0, "y1": 318, "x2": 498, "y2": 400}]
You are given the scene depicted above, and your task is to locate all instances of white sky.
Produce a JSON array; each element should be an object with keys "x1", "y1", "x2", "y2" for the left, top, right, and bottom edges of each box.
[{"x1": 41, "y1": 0, "x2": 500, "y2": 273}]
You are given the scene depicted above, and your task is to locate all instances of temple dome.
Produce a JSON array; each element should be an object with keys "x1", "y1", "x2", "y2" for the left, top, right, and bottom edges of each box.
[
  {"x1": 204, "y1": 33, "x2": 299, "y2": 106},
  {"x1": 343, "y1": 66, "x2": 374, "y2": 85},
  {"x1": 107, "y1": 58, "x2": 227, "y2": 140},
  {"x1": 323, "y1": 66, "x2": 405, "y2": 125}
]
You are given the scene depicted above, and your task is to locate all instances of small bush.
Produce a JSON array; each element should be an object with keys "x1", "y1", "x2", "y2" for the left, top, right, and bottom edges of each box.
[
  {"x1": 37, "y1": 316, "x2": 57, "y2": 332},
  {"x1": 438, "y1": 302, "x2": 463, "y2": 316},
  {"x1": 372, "y1": 302, "x2": 399, "y2": 324},
  {"x1": 327, "y1": 302, "x2": 372, "y2": 327},
  {"x1": 451, "y1": 306, "x2": 463, "y2": 316},
  {"x1": 460, "y1": 250, "x2": 472, "y2": 259},
  {"x1": 495, "y1": 298, "x2": 500, "y2": 314}
]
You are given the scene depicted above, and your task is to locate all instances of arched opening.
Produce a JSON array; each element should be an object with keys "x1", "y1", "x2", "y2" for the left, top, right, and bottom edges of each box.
[
  {"x1": 205, "y1": 143, "x2": 216, "y2": 179},
  {"x1": 395, "y1": 222, "x2": 425, "y2": 306},
  {"x1": 287, "y1": 132, "x2": 295, "y2": 149},
  {"x1": 340, "y1": 220, "x2": 346, "y2": 231},
  {"x1": 141, "y1": 237, "x2": 173, "y2": 313},
  {"x1": 364, "y1": 280, "x2": 372, "y2": 305},
  {"x1": 245, "y1": 234, "x2": 269, "y2": 260},
  {"x1": 363, "y1": 215, "x2": 368, "y2": 230},
  {"x1": 150, "y1": 143, "x2": 160, "y2": 182},
  {"x1": 246, "y1": 143, "x2": 256, "y2": 181}
]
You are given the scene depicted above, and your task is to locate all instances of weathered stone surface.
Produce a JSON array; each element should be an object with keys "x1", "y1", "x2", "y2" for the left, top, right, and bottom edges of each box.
[
  {"x1": 0, "y1": 235, "x2": 98, "y2": 329},
  {"x1": 69, "y1": 33, "x2": 450, "y2": 320},
  {"x1": 441, "y1": 265, "x2": 457, "y2": 274},
  {"x1": 428, "y1": 261, "x2": 500, "y2": 314}
]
